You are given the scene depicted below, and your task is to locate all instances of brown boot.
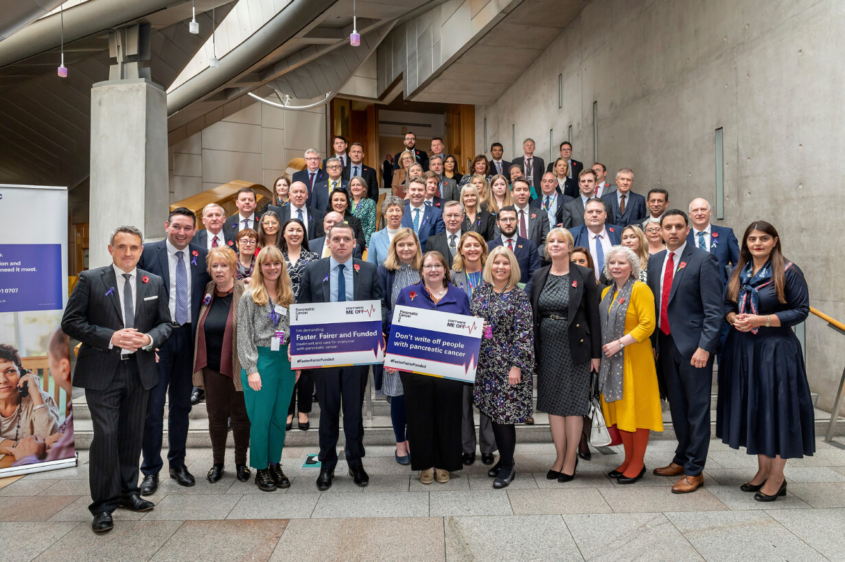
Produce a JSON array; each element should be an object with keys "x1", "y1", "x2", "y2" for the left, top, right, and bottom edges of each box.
[
  {"x1": 672, "y1": 474, "x2": 704, "y2": 494},
  {"x1": 653, "y1": 462, "x2": 684, "y2": 477}
]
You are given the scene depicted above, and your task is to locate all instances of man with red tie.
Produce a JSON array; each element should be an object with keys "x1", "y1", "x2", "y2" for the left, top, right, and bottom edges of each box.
[
  {"x1": 646, "y1": 210, "x2": 722, "y2": 494},
  {"x1": 292, "y1": 148, "x2": 327, "y2": 199}
]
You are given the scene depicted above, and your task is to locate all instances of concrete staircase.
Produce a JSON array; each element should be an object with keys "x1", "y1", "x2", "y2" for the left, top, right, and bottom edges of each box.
[{"x1": 71, "y1": 374, "x2": 841, "y2": 450}]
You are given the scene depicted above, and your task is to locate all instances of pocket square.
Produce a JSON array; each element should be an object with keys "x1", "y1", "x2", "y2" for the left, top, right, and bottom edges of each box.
[{"x1": 144, "y1": 296, "x2": 158, "y2": 301}]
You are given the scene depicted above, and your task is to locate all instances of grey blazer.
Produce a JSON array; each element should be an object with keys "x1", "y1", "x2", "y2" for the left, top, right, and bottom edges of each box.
[
  {"x1": 440, "y1": 177, "x2": 460, "y2": 202},
  {"x1": 561, "y1": 196, "x2": 611, "y2": 229}
]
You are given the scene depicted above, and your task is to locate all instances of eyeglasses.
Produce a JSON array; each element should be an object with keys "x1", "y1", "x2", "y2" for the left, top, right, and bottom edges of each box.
[
  {"x1": 423, "y1": 264, "x2": 444, "y2": 270},
  {"x1": 240, "y1": 239, "x2": 257, "y2": 245},
  {"x1": 499, "y1": 218, "x2": 517, "y2": 223}
]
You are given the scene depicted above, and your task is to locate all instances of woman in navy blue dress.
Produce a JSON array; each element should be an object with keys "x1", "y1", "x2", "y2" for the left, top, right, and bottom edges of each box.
[{"x1": 717, "y1": 221, "x2": 813, "y2": 503}]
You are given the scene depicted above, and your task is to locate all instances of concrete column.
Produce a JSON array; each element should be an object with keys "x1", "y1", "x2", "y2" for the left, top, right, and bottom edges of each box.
[{"x1": 89, "y1": 78, "x2": 168, "y2": 268}]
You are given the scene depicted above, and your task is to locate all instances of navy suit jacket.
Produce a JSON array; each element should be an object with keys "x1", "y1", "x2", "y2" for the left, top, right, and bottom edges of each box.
[
  {"x1": 402, "y1": 203, "x2": 445, "y2": 247},
  {"x1": 193, "y1": 228, "x2": 234, "y2": 251},
  {"x1": 487, "y1": 236, "x2": 541, "y2": 285},
  {"x1": 512, "y1": 156, "x2": 545, "y2": 189},
  {"x1": 137, "y1": 241, "x2": 211, "y2": 339},
  {"x1": 568, "y1": 224, "x2": 623, "y2": 248},
  {"x1": 343, "y1": 164, "x2": 380, "y2": 200},
  {"x1": 489, "y1": 159, "x2": 512, "y2": 177},
  {"x1": 601, "y1": 191, "x2": 648, "y2": 227},
  {"x1": 309, "y1": 178, "x2": 348, "y2": 213},
  {"x1": 686, "y1": 224, "x2": 740, "y2": 287},
  {"x1": 646, "y1": 245, "x2": 723, "y2": 358},
  {"x1": 530, "y1": 194, "x2": 574, "y2": 228},
  {"x1": 267, "y1": 204, "x2": 325, "y2": 241},
  {"x1": 298, "y1": 257, "x2": 385, "y2": 331},
  {"x1": 292, "y1": 168, "x2": 327, "y2": 196}
]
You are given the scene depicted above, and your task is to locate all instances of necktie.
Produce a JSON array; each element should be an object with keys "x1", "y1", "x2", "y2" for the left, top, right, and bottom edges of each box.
[
  {"x1": 297, "y1": 208, "x2": 304, "y2": 222},
  {"x1": 211, "y1": 235, "x2": 218, "y2": 248},
  {"x1": 594, "y1": 185, "x2": 600, "y2": 197},
  {"x1": 413, "y1": 208, "x2": 421, "y2": 232},
  {"x1": 660, "y1": 252, "x2": 675, "y2": 335},
  {"x1": 331, "y1": 181, "x2": 337, "y2": 194},
  {"x1": 337, "y1": 263, "x2": 347, "y2": 302},
  {"x1": 507, "y1": 239, "x2": 514, "y2": 251},
  {"x1": 339, "y1": 155, "x2": 345, "y2": 168},
  {"x1": 122, "y1": 274, "x2": 134, "y2": 329},
  {"x1": 525, "y1": 158, "x2": 532, "y2": 179},
  {"x1": 309, "y1": 172, "x2": 315, "y2": 190},
  {"x1": 568, "y1": 159, "x2": 573, "y2": 178},
  {"x1": 543, "y1": 196, "x2": 551, "y2": 211},
  {"x1": 353, "y1": 165, "x2": 359, "y2": 178},
  {"x1": 698, "y1": 231, "x2": 707, "y2": 251},
  {"x1": 496, "y1": 161, "x2": 502, "y2": 174},
  {"x1": 519, "y1": 210, "x2": 527, "y2": 238},
  {"x1": 449, "y1": 234, "x2": 457, "y2": 256},
  {"x1": 175, "y1": 251, "x2": 189, "y2": 325},
  {"x1": 620, "y1": 194, "x2": 626, "y2": 214},
  {"x1": 425, "y1": 200, "x2": 432, "y2": 207},
  {"x1": 242, "y1": 218, "x2": 249, "y2": 230},
  {"x1": 594, "y1": 234, "x2": 605, "y2": 276}
]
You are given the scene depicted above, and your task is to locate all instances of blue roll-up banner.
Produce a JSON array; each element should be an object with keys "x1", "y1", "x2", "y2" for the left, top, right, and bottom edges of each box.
[
  {"x1": 384, "y1": 306, "x2": 482, "y2": 383},
  {"x1": 0, "y1": 184, "x2": 76, "y2": 477}
]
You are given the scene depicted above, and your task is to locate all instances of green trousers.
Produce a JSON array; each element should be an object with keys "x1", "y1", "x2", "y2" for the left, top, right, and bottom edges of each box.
[{"x1": 241, "y1": 346, "x2": 296, "y2": 469}]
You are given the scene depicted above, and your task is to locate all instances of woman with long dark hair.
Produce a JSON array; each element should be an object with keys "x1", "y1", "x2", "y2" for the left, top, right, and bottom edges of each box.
[
  {"x1": 717, "y1": 221, "x2": 813, "y2": 503},
  {"x1": 443, "y1": 154, "x2": 462, "y2": 185},
  {"x1": 325, "y1": 188, "x2": 366, "y2": 250}
]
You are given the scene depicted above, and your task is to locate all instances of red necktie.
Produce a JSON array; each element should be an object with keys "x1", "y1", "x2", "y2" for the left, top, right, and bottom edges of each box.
[
  {"x1": 507, "y1": 239, "x2": 514, "y2": 251},
  {"x1": 211, "y1": 235, "x2": 218, "y2": 248},
  {"x1": 660, "y1": 252, "x2": 674, "y2": 335},
  {"x1": 309, "y1": 172, "x2": 315, "y2": 190},
  {"x1": 594, "y1": 185, "x2": 600, "y2": 196}
]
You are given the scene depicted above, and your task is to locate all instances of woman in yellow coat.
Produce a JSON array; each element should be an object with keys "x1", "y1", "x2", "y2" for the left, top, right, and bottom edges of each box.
[{"x1": 599, "y1": 246, "x2": 663, "y2": 484}]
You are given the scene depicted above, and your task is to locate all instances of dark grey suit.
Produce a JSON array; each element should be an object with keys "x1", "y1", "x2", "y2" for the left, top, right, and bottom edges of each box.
[
  {"x1": 268, "y1": 204, "x2": 325, "y2": 241},
  {"x1": 62, "y1": 266, "x2": 172, "y2": 514},
  {"x1": 647, "y1": 245, "x2": 722, "y2": 476},
  {"x1": 425, "y1": 231, "x2": 461, "y2": 269},
  {"x1": 193, "y1": 229, "x2": 234, "y2": 251},
  {"x1": 511, "y1": 156, "x2": 545, "y2": 188},
  {"x1": 561, "y1": 196, "x2": 611, "y2": 229}
]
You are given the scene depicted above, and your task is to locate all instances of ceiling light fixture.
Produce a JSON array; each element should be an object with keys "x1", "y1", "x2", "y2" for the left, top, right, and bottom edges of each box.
[
  {"x1": 57, "y1": 3, "x2": 67, "y2": 77},
  {"x1": 350, "y1": 0, "x2": 360, "y2": 47},
  {"x1": 189, "y1": 0, "x2": 199, "y2": 34},
  {"x1": 209, "y1": 0, "x2": 218, "y2": 68}
]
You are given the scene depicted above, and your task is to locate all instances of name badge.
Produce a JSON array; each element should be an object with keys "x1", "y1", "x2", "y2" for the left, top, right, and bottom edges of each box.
[
  {"x1": 274, "y1": 305, "x2": 287, "y2": 316},
  {"x1": 271, "y1": 331, "x2": 285, "y2": 351}
]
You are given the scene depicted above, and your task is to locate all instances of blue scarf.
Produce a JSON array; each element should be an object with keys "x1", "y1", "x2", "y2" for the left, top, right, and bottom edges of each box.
[{"x1": 737, "y1": 259, "x2": 792, "y2": 334}]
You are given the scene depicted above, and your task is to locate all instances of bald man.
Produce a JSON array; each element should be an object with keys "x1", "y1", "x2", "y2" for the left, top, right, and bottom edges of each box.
[{"x1": 686, "y1": 198, "x2": 740, "y2": 287}]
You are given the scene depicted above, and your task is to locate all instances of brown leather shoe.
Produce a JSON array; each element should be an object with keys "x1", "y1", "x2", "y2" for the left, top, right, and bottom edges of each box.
[
  {"x1": 653, "y1": 462, "x2": 684, "y2": 477},
  {"x1": 672, "y1": 474, "x2": 704, "y2": 494}
]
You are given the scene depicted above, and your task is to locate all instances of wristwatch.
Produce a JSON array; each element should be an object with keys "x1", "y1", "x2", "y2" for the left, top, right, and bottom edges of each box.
[
  {"x1": 765, "y1": 315, "x2": 771, "y2": 328},
  {"x1": 618, "y1": 340, "x2": 625, "y2": 348}
]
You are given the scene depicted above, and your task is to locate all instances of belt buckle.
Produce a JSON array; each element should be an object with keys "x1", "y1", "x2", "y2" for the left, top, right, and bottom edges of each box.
[{"x1": 120, "y1": 354, "x2": 131, "y2": 361}]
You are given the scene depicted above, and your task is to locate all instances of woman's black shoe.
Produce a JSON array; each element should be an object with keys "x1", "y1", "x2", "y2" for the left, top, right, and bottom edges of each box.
[
  {"x1": 286, "y1": 422, "x2": 293, "y2": 431},
  {"x1": 754, "y1": 481, "x2": 787, "y2": 502},
  {"x1": 740, "y1": 480, "x2": 765, "y2": 492},
  {"x1": 269, "y1": 464, "x2": 291, "y2": 489},
  {"x1": 255, "y1": 469, "x2": 277, "y2": 492},
  {"x1": 298, "y1": 421, "x2": 310, "y2": 431},
  {"x1": 617, "y1": 466, "x2": 646, "y2": 485},
  {"x1": 578, "y1": 449, "x2": 592, "y2": 461},
  {"x1": 493, "y1": 467, "x2": 515, "y2": 489},
  {"x1": 558, "y1": 458, "x2": 578, "y2": 482},
  {"x1": 236, "y1": 464, "x2": 251, "y2": 482},
  {"x1": 207, "y1": 464, "x2": 224, "y2": 483},
  {"x1": 488, "y1": 462, "x2": 502, "y2": 478},
  {"x1": 546, "y1": 469, "x2": 562, "y2": 480},
  {"x1": 608, "y1": 469, "x2": 623, "y2": 478}
]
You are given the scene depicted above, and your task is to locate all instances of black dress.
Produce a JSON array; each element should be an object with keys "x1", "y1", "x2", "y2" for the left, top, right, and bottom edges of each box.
[{"x1": 716, "y1": 264, "x2": 815, "y2": 459}]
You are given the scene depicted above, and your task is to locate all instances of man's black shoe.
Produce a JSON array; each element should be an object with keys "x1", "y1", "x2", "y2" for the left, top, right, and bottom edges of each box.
[
  {"x1": 236, "y1": 464, "x2": 251, "y2": 482},
  {"x1": 207, "y1": 464, "x2": 224, "y2": 483},
  {"x1": 139, "y1": 474, "x2": 158, "y2": 496},
  {"x1": 348, "y1": 466, "x2": 369, "y2": 487},
  {"x1": 118, "y1": 494, "x2": 154, "y2": 512},
  {"x1": 481, "y1": 453, "x2": 495, "y2": 465},
  {"x1": 92, "y1": 512, "x2": 114, "y2": 533},
  {"x1": 169, "y1": 465, "x2": 196, "y2": 487},
  {"x1": 316, "y1": 469, "x2": 334, "y2": 491},
  {"x1": 190, "y1": 387, "x2": 205, "y2": 405},
  {"x1": 462, "y1": 453, "x2": 475, "y2": 466},
  {"x1": 269, "y1": 464, "x2": 291, "y2": 488}
]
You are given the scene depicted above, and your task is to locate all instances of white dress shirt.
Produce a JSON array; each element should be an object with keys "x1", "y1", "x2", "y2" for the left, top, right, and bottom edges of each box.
[
  {"x1": 291, "y1": 205, "x2": 309, "y2": 233},
  {"x1": 595, "y1": 182, "x2": 609, "y2": 198},
  {"x1": 237, "y1": 213, "x2": 256, "y2": 231},
  {"x1": 409, "y1": 204, "x2": 425, "y2": 233},
  {"x1": 165, "y1": 239, "x2": 193, "y2": 324},
  {"x1": 692, "y1": 225, "x2": 712, "y2": 252},
  {"x1": 446, "y1": 229, "x2": 462, "y2": 252},
  {"x1": 205, "y1": 230, "x2": 224, "y2": 250},
  {"x1": 109, "y1": 264, "x2": 152, "y2": 354},
  {"x1": 658, "y1": 242, "x2": 687, "y2": 330},
  {"x1": 588, "y1": 227, "x2": 613, "y2": 280}
]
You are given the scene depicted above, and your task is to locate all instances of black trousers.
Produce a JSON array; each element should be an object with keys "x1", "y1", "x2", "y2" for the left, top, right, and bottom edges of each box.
[
  {"x1": 401, "y1": 373, "x2": 464, "y2": 472},
  {"x1": 85, "y1": 358, "x2": 149, "y2": 515},
  {"x1": 314, "y1": 366, "x2": 367, "y2": 471},
  {"x1": 288, "y1": 369, "x2": 314, "y2": 416},
  {"x1": 142, "y1": 324, "x2": 193, "y2": 476},
  {"x1": 659, "y1": 332, "x2": 714, "y2": 476},
  {"x1": 203, "y1": 368, "x2": 250, "y2": 465}
]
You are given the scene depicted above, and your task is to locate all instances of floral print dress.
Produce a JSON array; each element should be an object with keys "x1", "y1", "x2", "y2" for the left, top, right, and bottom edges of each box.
[
  {"x1": 351, "y1": 198, "x2": 377, "y2": 246},
  {"x1": 470, "y1": 282, "x2": 535, "y2": 424}
]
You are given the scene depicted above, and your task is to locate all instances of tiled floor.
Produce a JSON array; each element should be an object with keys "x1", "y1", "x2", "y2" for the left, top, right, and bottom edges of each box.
[{"x1": 3, "y1": 438, "x2": 845, "y2": 561}]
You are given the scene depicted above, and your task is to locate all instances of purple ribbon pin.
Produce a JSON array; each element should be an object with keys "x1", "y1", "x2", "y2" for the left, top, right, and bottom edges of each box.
[
  {"x1": 105, "y1": 287, "x2": 115, "y2": 297},
  {"x1": 191, "y1": 255, "x2": 198, "y2": 266},
  {"x1": 323, "y1": 273, "x2": 329, "y2": 283}
]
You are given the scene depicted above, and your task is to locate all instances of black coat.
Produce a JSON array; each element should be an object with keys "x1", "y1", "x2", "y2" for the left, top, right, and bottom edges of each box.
[
  {"x1": 528, "y1": 263, "x2": 601, "y2": 365},
  {"x1": 342, "y1": 163, "x2": 380, "y2": 201},
  {"x1": 462, "y1": 210, "x2": 496, "y2": 241},
  {"x1": 298, "y1": 257, "x2": 386, "y2": 331}
]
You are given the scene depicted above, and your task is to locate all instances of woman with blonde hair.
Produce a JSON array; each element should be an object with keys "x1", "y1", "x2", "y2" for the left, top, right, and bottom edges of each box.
[
  {"x1": 486, "y1": 174, "x2": 514, "y2": 216},
  {"x1": 620, "y1": 225, "x2": 650, "y2": 282},
  {"x1": 377, "y1": 228, "x2": 423, "y2": 464},
  {"x1": 468, "y1": 174, "x2": 490, "y2": 204},
  {"x1": 237, "y1": 246, "x2": 300, "y2": 492},
  {"x1": 552, "y1": 158, "x2": 577, "y2": 197},
  {"x1": 460, "y1": 184, "x2": 495, "y2": 241},
  {"x1": 391, "y1": 150, "x2": 417, "y2": 198}
]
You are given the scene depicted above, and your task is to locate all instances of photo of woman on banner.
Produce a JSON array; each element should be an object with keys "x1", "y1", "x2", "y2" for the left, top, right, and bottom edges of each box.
[{"x1": 0, "y1": 343, "x2": 61, "y2": 461}]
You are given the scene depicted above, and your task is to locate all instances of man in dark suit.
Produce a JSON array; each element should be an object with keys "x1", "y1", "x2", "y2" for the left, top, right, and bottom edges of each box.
[
  {"x1": 424, "y1": 200, "x2": 464, "y2": 269},
  {"x1": 322, "y1": 135, "x2": 350, "y2": 172},
  {"x1": 428, "y1": 156, "x2": 460, "y2": 201},
  {"x1": 489, "y1": 142, "x2": 511, "y2": 177},
  {"x1": 309, "y1": 211, "x2": 363, "y2": 260},
  {"x1": 292, "y1": 149, "x2": 327, "y2": 197},
  {"x1": 562, "y1": 169, "x2": 611, "y2": 229},
  {"x1": 687, "y1": 198, "x2": 740, "y2": 286},
  {"x1": 268, "y1": 181, "x2": 324, "y2": 241},
  {"x1": 601, "y1": 168, "x2": 647, "y2": 227},
  {"x1": 194, "y1": 203, "x2": 234, "y2": 251},
  {"x1": 642, "y1": 188, "x2": 670, "y2": 228},
  {"x1": 511, "y1": 138, "x2": 544, "y2": 190},
  {"x1": 61, "y1": 226, "x2": 173, "y2": 533},
  {"x1": 298, "y1": 222, "x2": 384, "y2": 491},
  {"x1": 569, "y1": 198, "x2": 623, "y2": 281},
  {"x1": 223, "y1": 187, "x2": 262, "y2": 241},
  {"x1": 531, "y1": 172, "x2": 574, "y2": 228},
  {"x1": 546, "y1": 141, "x2": 582, "y2": 181},
  {"x1": 393, "y1": 131, "x2": 429, "y2": 171},
  {"x1": 591, "y1": 162, "x2": 617, "y2": 198},
  {"x1": 494, "y1": 179, "x2": 551, "y2": 256},
  {"x1": 423, "y1": 171, "x2": 446, "y2": 209},
  {"x1": 487, "y1": 207, "x2": 541, "y2": 285},
  {"x1": 343, "y1": 142, "x2": 379, "y2": 201},
  {"x1": 137, "y1": 208, "x2": 211, "y2": 495},
  {"x1": 310, "y1": 157, "x2": 348, "y2": 213},
  {"x1": 647, "y1": 210, "x2": 722, "y2": 494},
  {"x1": 402, "y1": 177, "x2": 445, "y2": 247}
]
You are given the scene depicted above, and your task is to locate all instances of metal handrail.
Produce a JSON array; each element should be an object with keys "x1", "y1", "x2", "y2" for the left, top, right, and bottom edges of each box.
[{"x1": 811, "y1": 307, "x2": 845, "y2": 442}]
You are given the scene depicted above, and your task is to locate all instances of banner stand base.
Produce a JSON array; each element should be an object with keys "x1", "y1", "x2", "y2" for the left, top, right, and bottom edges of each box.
[{"x1": 0, "y1": 454, "x2": 78, "y2": 479}]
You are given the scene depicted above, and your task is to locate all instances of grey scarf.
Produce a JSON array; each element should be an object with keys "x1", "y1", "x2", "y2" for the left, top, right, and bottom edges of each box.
[{"x1": 598, "y1": 278, "x2": 635, "y2": 402}]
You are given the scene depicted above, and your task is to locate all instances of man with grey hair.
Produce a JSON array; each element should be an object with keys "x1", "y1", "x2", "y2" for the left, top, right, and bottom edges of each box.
[
  {"x1": 194, "y1": 203, "x2": 233, "y2": 250},
  {"x1": 686, "y1": 197, "x2": 740, "y2": 287},
  {"x1": 309, "y1": 211, "x2": 362, "y2": 260},
  {"x1": 601, "y1": 168, "x2": 647, "y2": 227},
  {"x1": 512, "y1": 138, "x2": 545, "y2": 188},
  {"x1": 309, "y1": 156, "x2": 348, "y2": 212},
  {"x1": 62, "y1": 225, "x2": 173, "y2": 533},
  {"x1": 292, "y1": 148, "x2": 326, "y2": 194},
  {"x1": 424, "y1": 200, "x2": 464, "y2": 269}
]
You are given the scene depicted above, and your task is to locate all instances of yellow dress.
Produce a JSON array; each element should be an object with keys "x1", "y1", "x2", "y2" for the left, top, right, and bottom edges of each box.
[{"x1": 600, "y1": 281, "x2": 664, "y2": 432}]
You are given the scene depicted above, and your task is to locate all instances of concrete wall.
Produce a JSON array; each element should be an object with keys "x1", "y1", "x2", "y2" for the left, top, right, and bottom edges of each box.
[
  {"x1": 169, "y1": 96, "x2": 326, "y2": 202},
  {"x1": 476, "y1": 0, "x2": 845, "y2": 411}
]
